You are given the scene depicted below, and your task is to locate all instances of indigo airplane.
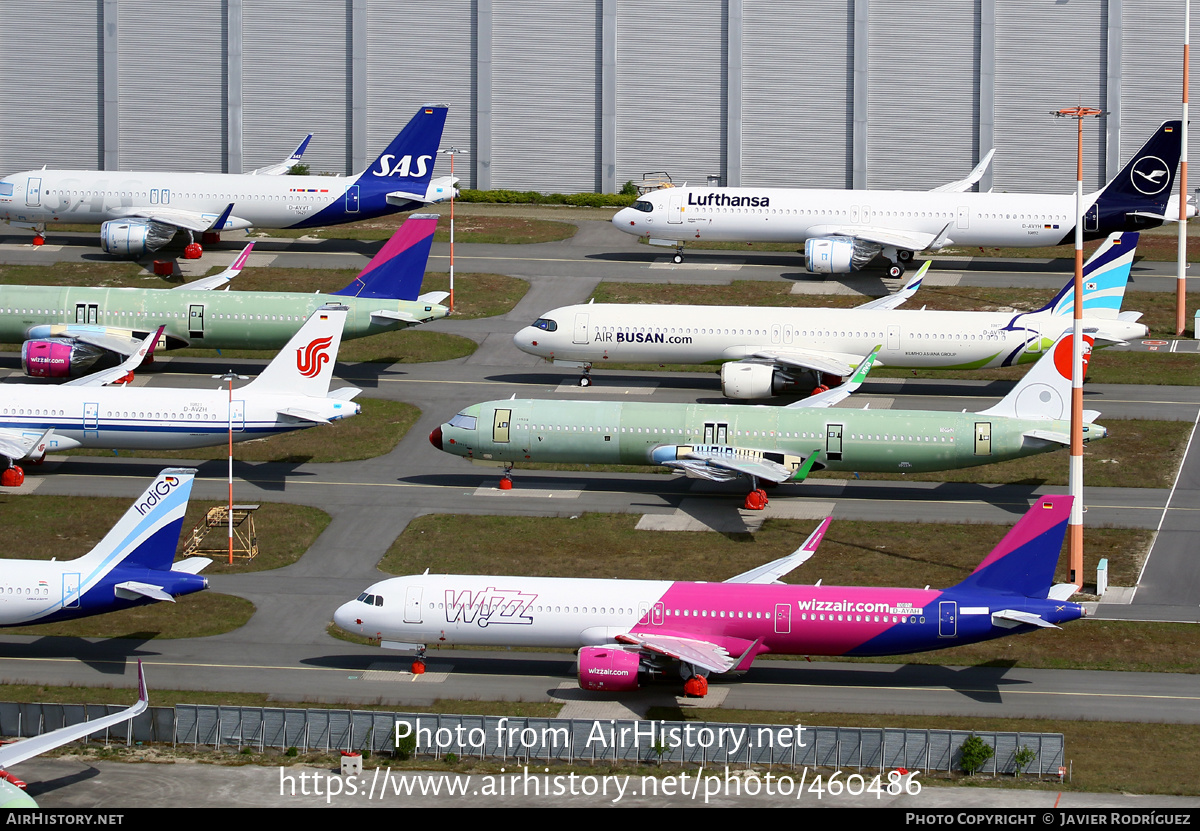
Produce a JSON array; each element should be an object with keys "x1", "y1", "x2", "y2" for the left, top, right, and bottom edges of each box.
[
  {"x1": 4, "y1": 213, "x2": 449, "y2": 379},
  {"x1": 0, "y1": 104, "x2": 452, "y2": 258},
  {"x1": 335, "y1": 496, "x2": 1084, "y2": 697},
  {"x1": 613, "y1": 121, "x2": 1187, "y2": 276},
  {"x1": 516, "y1": 232, "x2": 1145, "y2": 397},
  {"x1": 0, "y1": 305, "x2": 359, "y2": 487},
  {"x1": 433, "y1": 332, "x2": 1101, "y2": 509}
]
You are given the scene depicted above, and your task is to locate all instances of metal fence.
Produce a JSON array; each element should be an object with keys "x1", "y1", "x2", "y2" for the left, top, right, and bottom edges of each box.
[{"x1": 0, "y1": 701, "x2": 1064, "y2": 777}]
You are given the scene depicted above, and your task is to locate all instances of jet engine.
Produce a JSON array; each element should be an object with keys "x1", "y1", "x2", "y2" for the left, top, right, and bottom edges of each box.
[
  {"x1": 21, "y1": 338, "x2": 108, "y2": 379},
  {"x1": 721, "y1": 361, "x2": 799, "y2": 400},
  {"x1": 577, "y1": 646, "x2": 643, "y2": 692},
  {"x1": 804, "y1": 236, "x2": 882, "y2": 274},
  {"x1": 101, "y1": 218, "x2": 177, "y2": 257}
]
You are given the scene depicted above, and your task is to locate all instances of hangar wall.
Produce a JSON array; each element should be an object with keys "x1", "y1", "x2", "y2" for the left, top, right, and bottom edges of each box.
[{"x1": 0, "y1": 0, "x2": 1193, "y2": 197}]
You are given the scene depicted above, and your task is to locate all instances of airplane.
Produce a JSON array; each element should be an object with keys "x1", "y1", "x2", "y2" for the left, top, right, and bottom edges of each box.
[
  {"x1": 0, "y1": 104, "x2": 453, "y2": 259},
  {"x1": 0, "y1": 305, "x2": 360, "y2": 487},
  {"x1": 515, "y1": 231, "x2": 1147, "y2": 398},
  {"x1": 431, "y1": 332, "x2": 1102, "y2": 510},
  {"x1": 0, "y1": 660, "x2": 152, "y2": 807},
  {"x1": 612, "y1": 120, "x2": 1189, "y2": 277},
  {"x1": 4, "y1": 213, "x2": 449, "y2": 379},
  {"x1": 334, "y1": 495, "x2": 1086, "y2": 698}
]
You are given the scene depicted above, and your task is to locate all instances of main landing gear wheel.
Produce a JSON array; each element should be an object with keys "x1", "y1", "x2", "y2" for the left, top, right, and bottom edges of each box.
[
  {"x1": 887, "y1": 262, "x2": 906, "y2": 279},
  {"x1": 1, "y1": 465, "x2": 25, "y2": 488},
  {"x1": 578, "y1": 369, "x2": 592, "y2": 387},
  {"x1": 897, "y1": 249, "x2": 914, "y2": 263},
  {"x1": 744, "y1": 488, "x2": 769, "y2": 511},
  {"x1": 412, "y1": 647, "x2": 427, "y2": 675},
  {"x1": 673, "y1": 253, "x2": 683, "y2": 264}
]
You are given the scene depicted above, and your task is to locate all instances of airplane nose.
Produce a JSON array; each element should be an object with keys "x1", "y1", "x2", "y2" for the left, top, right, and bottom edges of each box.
[
  {"x1": 429, "y1": 426, "x2": 443, "y2": 450},
  {"x1": 513, "y1": 328, "x2": 540, "y2": 354},
  {"x1": 333, "y1": 601, "x2": 360, "y2": 632}
]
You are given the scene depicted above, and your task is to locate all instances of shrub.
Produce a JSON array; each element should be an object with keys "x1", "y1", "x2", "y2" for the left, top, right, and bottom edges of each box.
[{"x1": 959, "y1": 735, "x2": 995, "y2": 776}]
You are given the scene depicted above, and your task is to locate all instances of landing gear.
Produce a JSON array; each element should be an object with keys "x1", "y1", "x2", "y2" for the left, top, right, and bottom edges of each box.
[
  {"x1": 498, "y1": 463, "x2": 514, "y2": 490},
  {"x1": 882, "y1": 245, "x2": 906, "y2": 278},
  {"x1": 744, "y1": 489, "x2": 769, "y2": 511},
  {"x1": 1, "y1": 464, "x2": 25, "y2": 488},
  {"x1": 897, "y1": 249, "x2": 914, "y2": 264},
  {"x1": 412, "y1": 646, "x2": 427, "y2": 675},
  {"x1": 578, "y1": 366, "x2": 593, "y2": 387},
  {"x1": 887, "y1": 261, "x2": 906, "y2": 279},
  {"x1": 31, "y1": 233, "x2": 45, "y2": 247},
  {"x1": 673, "y1": 244, "x2": 684, "y2": 264},
  {"x1": 680, "y1": 663, "x2": 709, "y2": 698}
]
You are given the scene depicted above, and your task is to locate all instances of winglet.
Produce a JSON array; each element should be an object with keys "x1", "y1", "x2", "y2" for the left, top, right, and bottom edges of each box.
[
  {"x1": 725, "y1": 517, "x2": 832, "y2": 584},
  {"x1": 930, "y1": 148, "x2": 995, "y2": 193},
  {"x1": 785, "y1": 346, "x2": 879, "y2": 409},
  {"x1": 206, "y1": 203, "x2": 235, "y2": 233},
  {"x1": 137, "y1": 659, "x2": 148, "y2": 704},
  {"x1": 178, "y1": 243, "x2": 255, "y2": 291},
  {"x1": 791, "y1": 450, "x2": 822, "y2": 482},
  {"x1": 855, "y1": 261, "x2": 930, "y2": 311},
  {"x1": 64, "y1": 325, "x2": 165, "y2": 387}
]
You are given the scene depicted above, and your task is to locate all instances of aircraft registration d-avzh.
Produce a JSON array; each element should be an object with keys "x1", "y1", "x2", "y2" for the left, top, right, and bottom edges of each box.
[
  {"x1": 432, "y1": 332, "x2": 1101, "y2": 509},
  {"x1": 0, "y1": 104, "x2": 452, "y2": 258},
  {"x1": 0, "y1": 305, "x2": 359, "y2": 486},
  {"x1": 516, "y1": 232, "x2": 1145, "y2": 398},
  {"x1": 335, "y1": 495, "x2": 1085, "y2": 697},
  {"x1": 612, "y1": 121, "x2": 1187, "y2": 277},
  {"x1": 4, "y1": 213, "x2": 449, "y2": 379}
]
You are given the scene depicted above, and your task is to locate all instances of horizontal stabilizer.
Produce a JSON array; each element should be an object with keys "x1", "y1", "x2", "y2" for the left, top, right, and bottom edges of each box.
[
  {"x1": 418, "y1": 291, "x2": 450, "y2": 304},
  {"x1": 992, "y1": 609, "x2": 1058, "y2": 630},
  {"x1": 1022, "y1": 429, "x2": 1069, "y2": 446},
  {"x1": 277, "y1": 407, "x2": 329, "y2": 424},
  {"x1": 1047, "y1": 583, "x2": 1078, "y2": 601},
  {"x1": 174, "y1": 557, "x2": 212, "y2": 575},
  {"x1": 726, "y1": 517, "x2": 832, "y2": 584},
  {"x1": 385, "y1": 191, "x2": 426, "y2": 206},
  {"x1": 328, "y1": 387, "x2": 362, "y2": 401},
  {"x1": 114, "y1": 581, "x2": 175, "y2": 603},
  {"x1": 370, "y1": 309, "x2": 420, "y2": 324}
]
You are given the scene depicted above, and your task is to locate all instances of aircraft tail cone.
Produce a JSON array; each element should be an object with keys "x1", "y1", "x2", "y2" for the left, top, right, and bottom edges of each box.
[{"x1": 428, "y1": 426, "x2": 443, "y2": 450}]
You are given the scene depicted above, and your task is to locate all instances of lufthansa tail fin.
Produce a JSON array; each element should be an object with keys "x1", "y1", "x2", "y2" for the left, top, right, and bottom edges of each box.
[
  {"x1": 74, "y1": 468, "x2": 197, "y2": 573},
  {"x1": 978, "y1": 332, "x2": 1094, "y2": 421},
  {"x1": 331, "y1": 214, "x2": 437, "y2": 301},
  {"x1": 244, "y1": 305, "x2": 348, "y2": 397},
  {"x1": 950, "y1": 495, "x2": 1071, "y2": 598},
  {"x1": 358, "y1": 104, "x2": 449, "y2": 199},
  {"x1": 1093, "y1": 121, "x2": 1182, "y2": 213},
  {"x1": 1032, "y1": 232, "x2": 1139, "y2": 320}
]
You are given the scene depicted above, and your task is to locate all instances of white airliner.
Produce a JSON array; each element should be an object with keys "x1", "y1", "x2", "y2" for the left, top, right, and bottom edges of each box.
[
  {"x1": 515, "y1": 232, "x2": 1146, "y2": 398},
  {"x1": 0, "y1": 104, "x2": 453, "y2": 258},
  {"x1": 612, "y1": 121, "x2": 1188, "y2": 277},
  {"x1": 0, "y1": 305, "x2": 360, "y2": 486}
]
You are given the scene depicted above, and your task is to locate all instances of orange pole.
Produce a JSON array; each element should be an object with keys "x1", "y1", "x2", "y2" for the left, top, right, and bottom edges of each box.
[{"x1": 1179, "y1": 4, "x2": 1190, "y2": 336}]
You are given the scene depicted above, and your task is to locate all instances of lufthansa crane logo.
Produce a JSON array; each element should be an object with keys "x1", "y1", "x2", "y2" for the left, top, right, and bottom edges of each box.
[
  {"x1": 1130, "y1": 156, "x2": 1171, "y2": 195},
  {"x1": 296, "y1": 336, "x2": 333, "y2": 378}
]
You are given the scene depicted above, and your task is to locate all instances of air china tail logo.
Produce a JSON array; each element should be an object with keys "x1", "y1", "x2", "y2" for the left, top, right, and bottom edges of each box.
[
  {"x1": 135, "y1": 475, "x2": 181, "y2": 517},
  {"x1": 444, "y1": 588, "x2": 537, "y2": 628},
  {"x1": 372, "y1": 154, "x2": 432, "y2": 179},
  {"x1": 296, "y1": 336, "x2": 333, "y2": 378}
]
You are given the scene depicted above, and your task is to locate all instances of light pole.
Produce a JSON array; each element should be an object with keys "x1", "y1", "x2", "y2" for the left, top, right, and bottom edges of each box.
[
  {"x1": 1178, "y1": 0, "x2": 1191, "y2": 337},
  {"x1": 438, "y1": 146, "x2": 467, "y2": 313},
  {"x1": 213, "y1": 371, "x2": 247, "y2": 565},
  {"x1": 1052, "y1": 105, "x2": 1104, "y2": 588}
]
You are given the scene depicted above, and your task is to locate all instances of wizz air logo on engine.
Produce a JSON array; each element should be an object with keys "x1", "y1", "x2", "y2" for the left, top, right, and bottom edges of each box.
[
  {"x1": 372, "y1": 154, "x2": 432, "y2": 179},
  {"x1": 444, "y1": 587, "x2": 537, "y2": 628},
  {"x1": 296, "y1": 336, "x2": 333, "y2": 378}
]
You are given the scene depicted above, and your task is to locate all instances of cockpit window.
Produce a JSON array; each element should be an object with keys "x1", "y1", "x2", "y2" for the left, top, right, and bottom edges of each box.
[
  {"x1": 532, "y1": 318, "x2": 558, "y2": 332},
  {"x1": 449, "y1": 413, "x2": 478, "y2": 430},
  {"x1": 374, "y1": 595, "x2": 384, "y2": 607},
  {"x1": 631, "y1": 200, "x2": 654, "y2": 213}
]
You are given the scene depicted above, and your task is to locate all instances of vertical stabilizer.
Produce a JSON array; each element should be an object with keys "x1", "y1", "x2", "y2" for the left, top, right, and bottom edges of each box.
[
  {"x1": 358, "y1": 104, "x2": 449, "y2": 198},
  {"x1": 244, "y1": 305, "x2": 348, "y2": 396},
  {"x1": 951, "y1": 495, "x2": 1071, "y2": 597},
  {"x1": 978, "y1": 332, "x2": 1093, "y2": 420},
  {"x1": 75, "y1": 468, "x2": 196, "y2": 572},
  {"x1": 331, "y1": 214, "x2": 437, "y2": 301},
  {"x1": 1031, "y1": 231, "x2": 1139, "y2": 320}
]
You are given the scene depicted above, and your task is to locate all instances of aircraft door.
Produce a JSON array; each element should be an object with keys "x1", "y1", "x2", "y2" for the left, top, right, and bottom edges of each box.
[
  {"x1": 83, "y1": 402, "x2": 99, "y2": 436},
  {"x1": 825, "y1": 423, "x2": 843, "y2": 461},
  {"x1": 956, "y1": 206, "x2": 970, "y2": 230},
  {"x1": 189, "y1": 304, "x2": 205, "y2": 338},
  {"x1": 25, "y1": 177, "x2": 41, "y2": 207},
  {"x1": 75, "y1": 303, "x2": 98, "y2": 325},
  {"x1": 573, "y1": 313, "x2": 589, "y2": 344},
  {"x1": 667, "y1": 191, "x2": 684, "y2": 224},
  {"x1": 938, "y1": 600, "x2": 958, "y2": 638},
  {"x1": 493, "y1": 408, "x2": 511, "y2": 444},
  {"x1": 232, "y1": 400, "x2": 246, "y2": 433},
  {"x1": 974, "y1": 422, "x2": 991, "y2": 456},
  {"x1": 62, "y1": 573, "x2": 81, "y2": 609},
  {"x1": 1084, "y1": 202, "x2": 1099, "y2": 233},
  {"x1": 404, "y1": 586, "x2": 423, "y2": 624},
  {"x1": 774, "y1": 603, "x2": 792, "y2": 634},
  {"x1": 346, "y1": 185, "x2": 360, "y2": 214},
  {"x1": 887, "y1": 325, "x2": 900, "y2": 351}
]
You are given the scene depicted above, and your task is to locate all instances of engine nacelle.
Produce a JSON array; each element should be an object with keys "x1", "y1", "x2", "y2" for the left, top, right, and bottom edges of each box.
[
  {"x1": 21, "y1": 338, "x2": 107, "y2": 379},
  {"x1": 578, "y1": 646, "x2": 642, "y2": 692},
  {"x1": 804, "y1": 236, "x2": 882, "y2": 274},
  {"x1": 721, "y1": 361, "x2": 797, "y2": 400},
  {"x1": 101, "y1": 218, "x2": 176, "y2": 257}
]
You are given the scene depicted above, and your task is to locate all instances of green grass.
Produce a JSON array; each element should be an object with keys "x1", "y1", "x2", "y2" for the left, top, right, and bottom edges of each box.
[{"x1": 265, "y1": 214, "x2": 576, "y2": 244}]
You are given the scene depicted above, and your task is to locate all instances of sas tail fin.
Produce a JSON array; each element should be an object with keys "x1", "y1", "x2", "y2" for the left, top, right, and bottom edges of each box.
[
  {"x1": 358, "y1": 104, "x2": 449, "y2": 200},
  {"x1": 1093, "y1": 120, "x2": 1182, "y2": 216},
  {"x1": 74, "y1": 468, "x2": 196, "y2": 573},
  {"x1": 331, "y1": 214, "x2": 437, "y2": 301},
  {"x1": 1033, "y1": 231, "x2": 1139, "y2": 320},
  {"x1": 978, "y1": 332, "x2": 1093, "y2": 421},
  {"x1": 951, "y1": 495, "x2": 1071, "y2": 598},
  {"x1": 244, "y1": 304, "x2": 348, "y2": 396}
]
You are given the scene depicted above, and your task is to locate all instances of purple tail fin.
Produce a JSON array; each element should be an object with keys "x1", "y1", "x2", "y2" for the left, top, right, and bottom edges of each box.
[
  {"x1": 331, "y1": 214, "x2": 437, "y2": 301},
  {"x1": 951, "y1": 495, "x2": 1072, "y2": 597}
]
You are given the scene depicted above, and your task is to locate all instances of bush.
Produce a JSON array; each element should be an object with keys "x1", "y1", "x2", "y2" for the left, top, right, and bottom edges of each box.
[
  {"x1": 457, "y1": 188, "x2": 637, "y2": 208},
  {"x1": 959, "y1": 735, "x2": 995, "y2": 776},
  {"x1": 1013, "y1": 745, "x2": 1036, "y2": 777}
]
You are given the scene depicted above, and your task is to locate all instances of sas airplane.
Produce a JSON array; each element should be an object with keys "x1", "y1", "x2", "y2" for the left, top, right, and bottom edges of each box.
[
  {"x1": 0, "y1": 104, "x2": 453, "y2": 258},
  {"x1": 5, "y1": 213, "x2": 449, "y2": 380},
  {"x1": 335, "y1": 495, "x2": 1084, "y2": 697},
  {"x1": 613, "y1": 121, "x2": 1188, "y2": 277},
  {"x1": 0, "y1": 305, "x2": 359, "y2": 487},
  {"x1": 432, "y1": 332, "x2": 1101, "y2": 510},
  {"x1": 516, "y1": 231, "x2": 1145, "y2": 398}
]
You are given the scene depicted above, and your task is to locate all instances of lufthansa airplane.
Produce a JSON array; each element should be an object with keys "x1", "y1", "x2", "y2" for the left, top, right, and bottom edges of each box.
[
  {"x1": 0, "y1": 104, "x2": 452, "y2": 258},
  {"x1": 612, "y1": 121, "x2": 1187, "y2": 277},
  {"x1": 0, "y1": 305, "x2": 359, "y2": 487},
  {"x1": 335, "y1": 496, "x2": 1084, "y2": 697},
  {"x1": 516, "y1": 232, "x2": 1145, "y2": 398}
]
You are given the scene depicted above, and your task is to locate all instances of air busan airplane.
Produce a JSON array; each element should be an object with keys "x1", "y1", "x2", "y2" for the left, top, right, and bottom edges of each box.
[
  {"x1": 516, "y1": 232, "x2": 1145, "y2": 398},
  {"x1": 4, "y1": 213, "x2": 449, "y2": 379},
  {"x1": 335, "y1": 496, "x2": 1084, "y2": 697},
  {"x1": 0, "y1": 104, "x2": 452, "y2": 258},
  {"x1": 612, "y1": 121, "x2": 1188, "y2": 277},
  {"x1": 0, "y1": 305, "x2": 359, "y2": 487},
  {"x1": 432, "y1": 332, "x2": 1101, "y2": 509}
]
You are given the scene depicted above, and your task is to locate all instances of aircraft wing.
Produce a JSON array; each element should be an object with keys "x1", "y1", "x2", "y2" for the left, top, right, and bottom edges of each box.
[
  {"x1": 116, "y1": 202, "x2": 236, "y2": 234},
  {"x1": 663, "y1": 453, "x2": 794, "y2": 484},
  {"x1": 725, "y1": 517, "x2": 832, "y2": 584},
  {"x1": 784, "y1": 346, "x2": 880, "y2": 409},
  {"x1": 615, "y1": 632, "x2": 741, "y2": 675},
  {"x1": 855, "y1": 261, "x2": 930, "y2": 310},
  {"x1": 746, "y1": 348, "x2": 860, "y2": 378},
  {"x1": 929, "y1": 149, "x2": 995, "y2": 193},
  {"x1": 64, "y1": 326, "x2": 164, "y2": 387},
  {"x1": 0, "y1": 661, "x2": 147, "y2": 770},
  {"x1": 0, "y1": 428, "x2": 54, "y2": 463},
  {"x1": 816, "y1": 222, "x2": 954, "y2": 254},
  {"x1": 247, "y1": 133, "x2": 313, "y2": 175},
  {"x1": 177, "y1": 243, "x2": 254, "y2": 290}
]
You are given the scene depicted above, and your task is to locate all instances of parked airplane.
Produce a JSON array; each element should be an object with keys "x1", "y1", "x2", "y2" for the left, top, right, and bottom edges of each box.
[
  {"x1": 516, "y1": 232, "x2": 1145, "y2": 398},
  {"x1": 0, "y1": 104, "x2": 453, "y2": 258},
  {"x1": 335, "y1": 495, "x2": 1084, "y2": 697},
  {"x1": 6, "y1": 213, "x2": 449, "y2": 379},
  {"x1": 0, "y1": 661, "x2": 151, "y2": 807},
  {"x1": 0, "y1": 305, "x2": 360, "y2": 486},
  {"x1": 613, "y1": 121, "x2": 1187, "y2": 276},
  {"x1": 432, "y1": 332, "x2": 1100, "y2": 509}
]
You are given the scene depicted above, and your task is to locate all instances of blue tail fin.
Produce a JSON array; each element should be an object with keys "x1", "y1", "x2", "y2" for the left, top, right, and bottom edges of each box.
[
  {"x1": 1095, "y1": 121, "x2": 1182, "y2": 214},
  {"x1": 76, "y1": 468, "x2": 196, "y2": 573},
  {"x1": 358, "y1": 104, "x2": 449, "y2": 199},
  {"x1": 1032, "y1": 231, "x2": 1139, "y2": 319},
  {"x1": 950, "y1": 495, "x2": 1071, "y2": 598},
  {"x1": 331, "y1": 214, "x2": 437, "y2": 301}
]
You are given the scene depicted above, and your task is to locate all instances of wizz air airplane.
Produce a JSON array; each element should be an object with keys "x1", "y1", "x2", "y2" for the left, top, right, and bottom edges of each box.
[
  {"x1": 432, "y1": 332, "x2": 1101, "y2": 509},
  {"x1": 0, "y1": 305, "x2": 359, "y2": 487},
  {"x1": 5, "y1": 213, "x2": 449, "y2": 379},
  {"x1": 334, "y1": 496, "x2": 1085, "y2": 697},
  {"x1": 0, "y1": 104, "x2": 452, "y2": 258},
  {"x1": 516, "y1": 232, "x2": 1145, "y2": 398},
  {"x1": 613, "y1": 121, "x2": 1187, "y2": 277}
]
